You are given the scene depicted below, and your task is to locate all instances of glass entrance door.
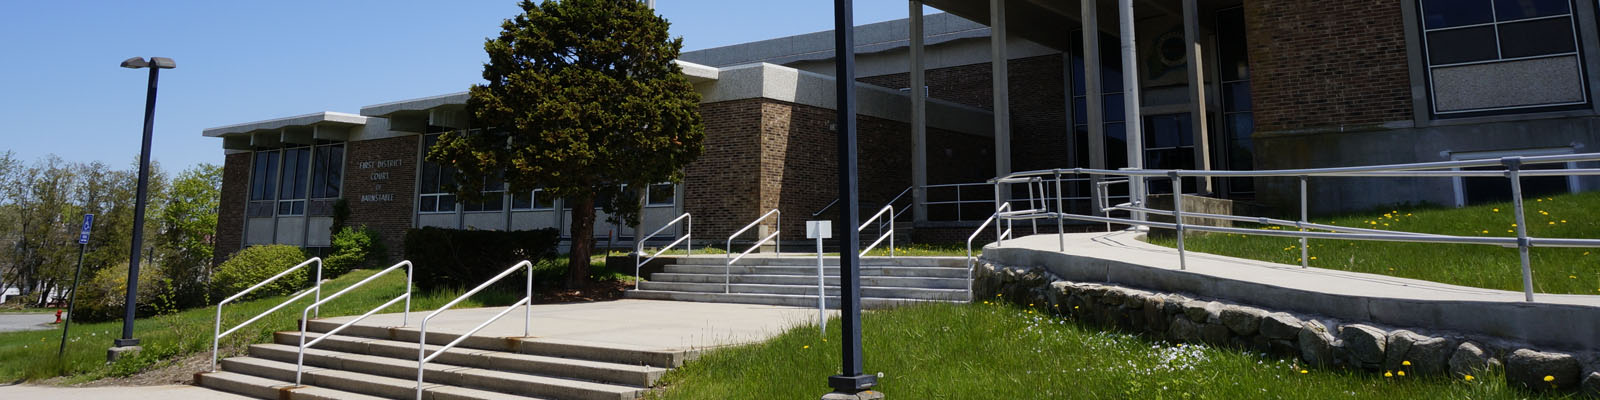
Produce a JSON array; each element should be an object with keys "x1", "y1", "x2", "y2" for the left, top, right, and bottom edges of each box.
[{"x1": 1142, "y1": 113, "x2": 1198, "y2": 194}]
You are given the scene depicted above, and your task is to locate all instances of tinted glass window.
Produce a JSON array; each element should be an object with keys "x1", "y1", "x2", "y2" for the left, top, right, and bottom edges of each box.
[
  {"x1": 1498, "y1": 18, "x2": 1576, "y2": 58},
  {"x1": 1494, "y1": 0, "x2": 1569, "y2": 21},
  {"x1": 1223, "y1": 82, "x2": 1252, "y2": 112},
  {"x1": 1426, "y1": 27, "x2": 1499, "y2": 64},
  {"x1": 648, "y1": 184, "x2": 675, "y2": 206},
  {"x1": 1421, "y1": 0, "x2": 1494, "y2": 29}
]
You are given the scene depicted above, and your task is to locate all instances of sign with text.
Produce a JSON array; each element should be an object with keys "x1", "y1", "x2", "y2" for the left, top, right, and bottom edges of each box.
[
  {"x1": 358, "y1": 158, "x2": 403, "y2": 203},
  {"x1": 77, "y1": 214, "x2": 94, "y2": 244}
]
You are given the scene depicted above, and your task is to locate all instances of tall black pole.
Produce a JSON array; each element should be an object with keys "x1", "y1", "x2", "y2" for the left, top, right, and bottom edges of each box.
[
  {"x1": 59, "y1": 238, "x2": 87, "y2": 358},
  {"x1": 116, "y1": 65, "x2": 159, "y2": 348},
  {"x1": 828, "y1": 0, "x2": 876, "y2": 395}
]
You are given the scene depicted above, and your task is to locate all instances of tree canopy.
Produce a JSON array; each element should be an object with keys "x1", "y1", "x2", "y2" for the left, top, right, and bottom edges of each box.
[{"x1": 430, "y1": 0, "x2": 704, "y2": 286}]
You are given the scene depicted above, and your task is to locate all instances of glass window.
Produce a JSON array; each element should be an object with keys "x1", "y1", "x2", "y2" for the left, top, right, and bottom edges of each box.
[
  {"x1": 647, "y1": 183, "x2": 675, "y2": 206},
  {"x1": 278, "y1": 147, "x2": 309, "y2": 201},
  {"x1": 418, "y1": 133, "x2": 462, "y2": 214},
  {"x1": 1493, "y1": 0, "x2": 1569, "y2": 21},
  {"x1": 1497, "y1": 18, "x2": 1576, "y2": 58},
  {"x1": 1425, "y1": 27, "x2": 1500, "y2": 65},
  {"x1": 1421, "y1": 0, "x2": 1494, "y2": 29},
  {"x1": 463, "y1": 174, "x2": 505, "y2": 212},
  {"x1": 310, "y1": 144, "x2": 343, "y2": 199},
  {"x1": 250, "y1": 150, "x2": 279, "y2": 201}
]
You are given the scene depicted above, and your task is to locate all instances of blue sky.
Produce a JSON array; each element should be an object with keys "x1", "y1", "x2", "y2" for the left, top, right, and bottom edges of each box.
[{"x1": 0, "y1": 1, "x2": 918, "y2": 172}]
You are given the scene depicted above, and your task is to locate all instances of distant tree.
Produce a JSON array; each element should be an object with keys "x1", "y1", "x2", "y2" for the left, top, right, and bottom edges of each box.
[
  {"x1": 431, "y1": 0, "x2": 704, "y2": 287},
  {"x1": 158, "y1": 163, "x2": 220, "y2": 306}
]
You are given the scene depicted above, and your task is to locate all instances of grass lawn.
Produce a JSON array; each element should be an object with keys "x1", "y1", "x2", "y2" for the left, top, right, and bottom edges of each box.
[
  {"x1": 0, "y1": 256, "x2": 613, "y2": 383},
  {"x1": 650, "y1": 302, "x2": 1549, "y2": 399},
  {"x1": 1147, "y1": 191, "x2": 1600, "y2": 295}
]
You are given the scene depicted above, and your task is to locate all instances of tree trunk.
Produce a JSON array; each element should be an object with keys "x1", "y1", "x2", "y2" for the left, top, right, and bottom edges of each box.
[
  {"x1": 566, "y1": 194, "x2": 596, "y2": 289},
  {"x1": 36, "y1": 278, "x2": 54, "y2": 308}
]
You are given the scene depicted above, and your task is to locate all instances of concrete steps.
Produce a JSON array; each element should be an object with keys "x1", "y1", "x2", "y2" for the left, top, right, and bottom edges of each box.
[
  {"x1": 200, "y1": 317, "x2": 671, "y2": 399},
  {"x1": 625, "y1": 256, "x2": 972, "y2": 308}
]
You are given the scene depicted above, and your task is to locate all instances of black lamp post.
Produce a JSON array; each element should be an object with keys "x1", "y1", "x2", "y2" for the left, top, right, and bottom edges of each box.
[
  {"x1": 111, "y1": 56, "x2": 175, "y2": 357},
  {"x1": 825, "y1": 1, "x2": 879, "y2": 399}
]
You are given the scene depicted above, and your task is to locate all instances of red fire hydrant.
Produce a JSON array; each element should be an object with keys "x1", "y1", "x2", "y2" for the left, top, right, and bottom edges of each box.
[{"x1": 54, "y1": 309, "x2": 63, "y2": 324}]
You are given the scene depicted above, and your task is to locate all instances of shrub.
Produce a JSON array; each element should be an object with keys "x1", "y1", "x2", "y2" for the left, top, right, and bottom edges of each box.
[
  {"x1": 73, "y1": 262, "x2": 165, "y2": 322},
  {"x1": 325, "y1": 225, "x2": 387, "y2": 277},
  {"x1": 403, "y1": 228, "x2": 560, "y2": 291},
  {"x1": 209, "y1": 245, "x2": 310, "y2": 303}
]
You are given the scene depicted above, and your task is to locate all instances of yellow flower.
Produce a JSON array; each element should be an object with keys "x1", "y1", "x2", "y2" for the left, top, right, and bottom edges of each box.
[
  {"x1": 1570, "y1": 276, "x2": 1578, "y2": 279},
  {"x1": 1481, "y1": 230, "x2": 1489, "y2": 234},
  {"x1": 1549, "y1": 221, "x2": 1556, "y2": 225},
  {"x1": 1074, "y1": 306, "x2": 1080, "y2": 309},
  {"x1": 1398, "y1": 371, "x2": 1406, "y2": 377},
  {"x1": 1029, "y1": 303, "x2": 1034, "y2": 307},
  {"x1": 1310, "y1": 257, "x2": 1318, "y2": 260},
  {"x1": 1465, "y1": 375, "x2": 1475, "y2": 381},
  {"x1": 1544, "y1": 375, "x2": 1555, "y2": 382},
  {"x1": 1299, "y1": 369, "x2": 1309, "y2": 374},
  {"x1": 1493, "y1": 208, "x2": 1500, "y2": 212},
  {"x1": 1384, "y1": 371, "x2": 1393, "y2": 377},
  {"x1": 1402, "y1": 360, "x2": 1412, "y2": 366},
  {"x1": 1537, "y1": 199, "x2": 1543, "y2": 202},
  {"x1": 996, "y1": 293, "x2": 1002, "y2": 297},
  {"x1": 1561, "y1": 220, "x2": 1567, "y2": 223},
  {"x1": 1512, "y1": 223, "x2": 1518, "y2": 227},
  {"x1": 803, "y1": 345, "x2": 810, "y2": 349},
  {"x1": 1508, "y1": 230, "x2": 1514, "y2": 233}
]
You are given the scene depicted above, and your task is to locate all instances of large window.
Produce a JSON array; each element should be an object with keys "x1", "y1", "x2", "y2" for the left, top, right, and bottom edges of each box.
[
  {"x1": 418, "y1": 133, "x2": 457, "y2": 214},
  {"x1": 310, "y1": 144, "x2": 343, "y2": 199},
  {"x1": 1217, "y1": 7, "x2": 1255, "y2": 198},
  {"x1": 1418, "y1": 0, "x2": 1587, "y2": 115},
  {"x1": 277, "y1": 147, "x2": 309, "y2": 215},
  {"x1": 646, "y1": 183, "x2": 675, "y2": 206},
  {"x1": 250, "y1": 150, "x2": 279, "y2": 202},
  {"x1": 511, "y1": 188, "x2": 556, "y2": 210},
  {"x1": 462, "y1": 174, "x2": 506, "y2": 212}
]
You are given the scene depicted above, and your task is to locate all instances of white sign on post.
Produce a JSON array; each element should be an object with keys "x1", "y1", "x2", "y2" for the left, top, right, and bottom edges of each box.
[{"x1": 805, "y1": 220, "x2": 832, "y2": 331}]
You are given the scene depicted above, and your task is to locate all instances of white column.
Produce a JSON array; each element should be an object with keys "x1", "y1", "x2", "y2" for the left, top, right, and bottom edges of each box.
[
  {"x1": 991, "y1": 0, "x2": 1012, "y2": 200},
  {"x1": 1118, "y1": 0, "x2": 1146, "y2": 220},
  {"x1": 1082, "y1": 0, "x2": 1107, "y2": 216},
  {"x1": 1183, "y1": 0, "x2": 1212, "y2": 194},
  {"x1": 910, "y1": 0, "x2": 929, "y2": 223}
]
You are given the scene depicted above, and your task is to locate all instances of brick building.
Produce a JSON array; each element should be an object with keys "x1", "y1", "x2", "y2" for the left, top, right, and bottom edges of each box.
[{"x1": 205, "y1": 1, "x2": 1600, "y2": 260}]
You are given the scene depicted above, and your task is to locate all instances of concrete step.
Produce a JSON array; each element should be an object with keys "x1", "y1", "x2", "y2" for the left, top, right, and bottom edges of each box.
[
  {"x1": 623, "y1": 289, "x2": 961, "y2": 309},
  {"x1": 637, "y1": 281, "x2": 969, "y2": 301},
  {"x1": 648, "y1": 273, "x2": 968, "y2": 289},
  {"x1": 249, "y1": 343, "x2": 644, "y2": 400},
  {"x1": 661, "y1": 264, "x2": 969, "y2": 278},
  {"x1": 302, "y1": 320, "x2": 691, "y2": 368},
  {"x1": 220, "y1": 356, "x2": 547, "y2": 400},
  {"x1": 195, "y1": 370, "x2": 390, "y2": 400},
  {"x1": 666, "y1": 256, "x2": 965, "y2": 267},
  {"x1": 274, "y1": 331, "x2": 666, "y2": 388}
]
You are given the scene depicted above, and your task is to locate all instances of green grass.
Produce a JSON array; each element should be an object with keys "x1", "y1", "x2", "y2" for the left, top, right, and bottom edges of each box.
[
  {"x1": 1147, "y1": 191, "x2": 1600, "y2": 295},
  {"x1": 651, "y1": 302, "x2": 1555, "y2": 399},
  {"x1": 0, "y1": 256, "x2": 614, "y2": 383}
]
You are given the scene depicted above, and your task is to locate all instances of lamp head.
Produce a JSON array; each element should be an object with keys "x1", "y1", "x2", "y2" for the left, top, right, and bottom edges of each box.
[
  {"x1": 149, "y1": 57, "x2": 176, "y2": 69},
  {"x1": 120, "y1": 57, "x2": 175, "y2": 69},
  {"x1": 120, "y1": 57, "x2": 148, "y2": 69}
]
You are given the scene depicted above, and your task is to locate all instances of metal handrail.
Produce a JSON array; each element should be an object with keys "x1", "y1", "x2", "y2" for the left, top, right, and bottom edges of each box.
[
  {"x1": 212, "y1": 257, "x2": 322, "y2": 371},
  {"x1": 726, "y1": 209, "x2": 781, "y2": 293},
  {"x1": 813, "y1": 185, "x2": 914, "y2": 218},
  {"x1": 985, "y1": 153, "x2": 1600, "y2": 302},
  {"x1": 635, "y1": 213, "x2": 692, "y2": 290},
  {"x1": 295, "y1": 260, "x2": 412, "y2": 385},
  {"x1": 416, "y1": 260, "x2": 534, "y2": 400},
  {"x1": 966, "y1": 203, "x2": 1012, "y2": 297},
  {"x1": 858, "y1": 205, "x2": 895, "y2": 257}
]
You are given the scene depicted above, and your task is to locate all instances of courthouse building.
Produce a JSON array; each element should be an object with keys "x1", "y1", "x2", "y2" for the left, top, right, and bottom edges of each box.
[{"x1": 203, "y1": 0, "x2": 1600, "y2": 260}]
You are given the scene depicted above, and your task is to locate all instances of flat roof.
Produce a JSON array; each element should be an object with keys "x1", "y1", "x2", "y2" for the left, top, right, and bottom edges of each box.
[
  {"x1": 202, "y1": 111, "x2": 368, "y2": 137},
  {"x1": 359, "y1": 91, "x2": 470, "y2": 118}
]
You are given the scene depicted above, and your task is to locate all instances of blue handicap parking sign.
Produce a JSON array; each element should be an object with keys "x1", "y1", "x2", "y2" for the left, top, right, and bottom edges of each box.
[{"x1": 78, "y1": 214, "x2": 93, "y2": 244}]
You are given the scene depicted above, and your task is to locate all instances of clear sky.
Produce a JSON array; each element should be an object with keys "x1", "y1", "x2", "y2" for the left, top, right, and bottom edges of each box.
[{"x1": 0, "y1": 1, "x2": 919, "y2": 172}]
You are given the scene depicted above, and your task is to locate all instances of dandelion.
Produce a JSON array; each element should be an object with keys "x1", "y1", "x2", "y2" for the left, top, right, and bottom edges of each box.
[
  {"x1": 1540, "y1": 210, "x2": 1549, "y2": 215},
  {"x1": 1481, "y1": 230, "x2": 1489, "y2": 234},
  {"x1": 1402, "y1": 360, "x2": 1412, "y2": 366},
  {"x1": 1571, "y1": 276, "x2": 1578, "y2": 279},
  {"x1": 1464, "y1": 375, "x2": 1475, "y2": 381},
  {"x1": 1544, "y1": 375, "x2": 1555, "y2": 382},
  {"x1": 803, "y1": 345, "x2": 810, "y2": 349},
  {"x1": 1549, "y1": 221, "x2": 1556, "y2": 225},
  {"x1": 1398, "y1": 371, "x2": 1406, "y2": 377},
  {"x1": 1310, "y1": 257, "x2": 1318, "y2": 260},
  {"x1": 1029, "y1": 303, "x2": 1034, "y2": 307},
  {"x1": 1385, "y1": 371, "x2": 1394, "y2": 377},
  {"x1": 1493, "y1": 208, "x2": 1500, "y2": 212},
  {"x1": 1561, "y1": 220, "x2": 1568, "y2": 223},
  {"x1": 1512, "y1": 223, "x2": 1518, "y2": 227},
  {"x1": 1300, "y1": 369, "x2": 1309, "y2": 374}
]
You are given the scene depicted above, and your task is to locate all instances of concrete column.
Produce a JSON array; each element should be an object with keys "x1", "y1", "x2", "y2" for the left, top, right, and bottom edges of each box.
[
  {"x1": 1183, "y1": 0, "x2": 1212, "y2": 194},
  {"x1": 1082, "y1": 0, "x2": 1107, "y2": 215},
  {"x1": 1118, "y1": 0, "x2": 1146, "y2": 219},
  {"x1": 991, "y1": 0, "x2": 1012, "y2": 201},
  {"x1": 910, "y1": 0, "x2": 929, "y2": 224}
]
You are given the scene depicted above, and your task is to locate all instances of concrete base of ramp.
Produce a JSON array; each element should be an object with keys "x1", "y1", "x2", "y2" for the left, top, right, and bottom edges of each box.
[{"x1": 980, "y1": 230, "x2": 1600, "y2": 351}]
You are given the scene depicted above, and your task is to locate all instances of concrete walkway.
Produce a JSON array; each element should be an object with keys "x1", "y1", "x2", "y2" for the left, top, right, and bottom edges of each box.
[
  {"x1": 0, "y1": 384, "x2": 251, "y2": 399},
  {"x1": 983, "y1": 230, "x2": 1600, "y2": 350},
  {"x1": 317, "y1": 298, "x2": 832, "y2": 353},
  {"x1": 0, "y1": 313, "x2": 55, "y2": 333}
]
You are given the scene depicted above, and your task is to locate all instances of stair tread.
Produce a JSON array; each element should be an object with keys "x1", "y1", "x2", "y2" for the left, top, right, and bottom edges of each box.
[
  {"x1": 198, "y1": 370, "x2": 391, "y2": 400},
  {"x1": 251, "y1": 343, "x2": 646, "y2": 395},
  {"x1": 223, "y1": 356, "x2": 549, "y2": 400},
  {"x1": 281, "y1": 331, "x2": 669, "y2": 376}
]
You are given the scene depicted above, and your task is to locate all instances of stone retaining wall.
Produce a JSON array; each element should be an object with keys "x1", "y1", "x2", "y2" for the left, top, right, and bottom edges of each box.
[{"x1": 972, "y1": 262, "x2": 1600, "y2": 396}]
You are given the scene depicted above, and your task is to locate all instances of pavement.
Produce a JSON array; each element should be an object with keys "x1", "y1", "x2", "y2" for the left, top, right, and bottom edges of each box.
[
  {"x1": 317, "y1": 298, "x2": 832, "y2": 352},
  {"x1": 0, "y1": 384, "x2": 251, "y2": 399},
  {"x1": 982, "y1": 230, "x2": 1600, "y2": 350},
  {"x1": 0, "y1": 313, "x2": 56, "y2": 333}
]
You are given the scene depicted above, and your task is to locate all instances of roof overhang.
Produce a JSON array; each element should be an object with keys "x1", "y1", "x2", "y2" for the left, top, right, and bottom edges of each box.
[
  {"x1": 202, "y1": 111, "x2": 367, "y2": 138},
  {"x1": 359, "y1": 92, "x2": 470, "y2": 118}
]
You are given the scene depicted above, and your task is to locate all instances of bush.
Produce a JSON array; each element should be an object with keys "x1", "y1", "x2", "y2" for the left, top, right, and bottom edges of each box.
[
  {"x1": 73, "y1": 263, "x2": 165, "y2": 322},
  {"x1": 209, "y1": 245, "x2": 310, "y2": 303},
  {"x1": 325, "y1": 225, "x2": 387, "y2": 277},
  {"x1": 403, "y1": 227, "x2": 560, "y2": 291}
]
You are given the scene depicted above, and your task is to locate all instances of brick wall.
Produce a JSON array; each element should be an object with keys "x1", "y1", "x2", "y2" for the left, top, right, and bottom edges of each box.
[
  {"x1": 684, "y1": 100, "x2": 765, "y2": 242},
  {"x1": 343, "y1": 135, "x2": 418, "y2": 261},
  {"x1": 214, "y1": 152, "x2": 251, "y2": 266},
  {"x1": 859, "y1": 54, "x2": 1069, "y2": 172},
  {"x1": 1243, "y1": 0, "x2": 1412, "y2": 132}
]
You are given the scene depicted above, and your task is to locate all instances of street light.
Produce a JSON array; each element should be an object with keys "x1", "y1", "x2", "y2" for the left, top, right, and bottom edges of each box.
[
  {"x1": 110, "y1": 56, "x2": 174, "y2": 360},
  {"x1": 824, "y1": 1, "x2": 879, "y2": 399}
]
